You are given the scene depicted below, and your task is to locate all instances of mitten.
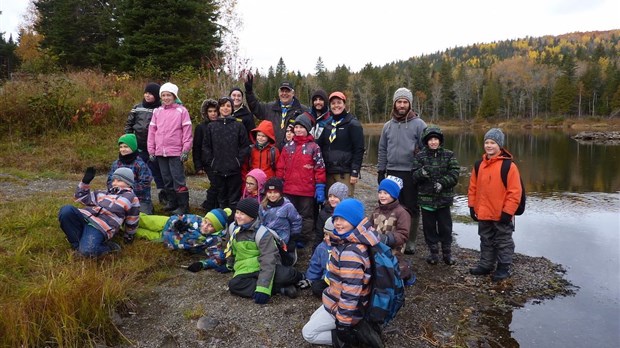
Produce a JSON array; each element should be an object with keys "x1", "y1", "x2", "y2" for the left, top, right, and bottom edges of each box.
[
  {"x1": 173, "y1": 219, "x2": 190, "y2": 233},
  {"x1": 213, "y1": 265, "x2": 231, "y2": 273},
  {"x1": 180, "y1": 152, "x2": 189, "y2": 162},
  {"x1": 469, "y1": 207, "x2": 478, "y2": 222},
  {"x1": 244, "y1": 72, "x2": 254, "y2": 93},
  {"x1": 377, "y1": 170, "x2": 386, "y2": 185},
  {"x1": 296, "y1": 279, "x2": 312, "y2": 290},
  {"x1": 149, "y1": 155, "x2": 156, "y2": 162},
  {"x1": 187, "y1": 262, "x2": 204, "y2": 273},
  {"x1": 123, "y1": 233, "x2": 134, "y2": 245},
  {"x1": 434, "y1": 182, "x2": 443, "y2": 193},
  {"x1": 82, "y1": 167, "x2": 96, "y2": 184},
  {"x1": 253, "y1": 291, "x2": 270, "y2": 305},
  {"x1": 500, "y1": 212, "x2": 513, "y2": 223},
  {"x1": 315, "y1": 184, "x2": 326, "y2": 204}
]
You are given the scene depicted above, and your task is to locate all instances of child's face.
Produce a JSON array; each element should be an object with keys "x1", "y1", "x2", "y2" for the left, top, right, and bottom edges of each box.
[
  {"x1": 484, "y1": 139, "x2": 501, "y2": 158},
  {"x1": 119, "y1": 143, "x2": 133, "y2": 156},
  {"x1": 230, "y1": 90, "x2": 243, "y2": 108},
  {"x1": 112, "y1": 178, "x2": 130, "y2": 189},
  {"x1": 294, "y1": 125, "x2": 307, "y2": 137},
  {"x1": 200, "y1": 220, "x2": 216, "y2": 235},
  {"x1": 245, "y1": 176, "x2": 258, "y2": 194},
  {"x1": 333, "y1": 216, "x2": 354, "y2": 234},
  {"x1": 427, "y1": 137, "x2": 440, "y2": 150},
  {"x1": 328, "y1": 194, "x2": 341, "y2": 208},
  {"x1": 144, "y1": 92, "x2": 156, "y2": 103},
  {"x1": 285, "y1": 128, "x2": 294, "y2": 141},
  {"x1": 378, "y1": 190, "x2": 395, "y2": 205},
  {"x1": 266, "y1": 190, "x2": 281, "y2": 202},
  {"x1": 207, "y1": 107, "x2": 219, "y2": 121},
  {"x1": 161, "y1": 92, "x2": 175, "y2": 105},
  {"x1": 235, "y1": 210, "x2": 254, "y2": 225},
  {"x1": 219, "y1": 102, "x2": 232, "y2": 117},
  {"x1": 255, "y1": 132, "x2": 268, "y2": 145}
]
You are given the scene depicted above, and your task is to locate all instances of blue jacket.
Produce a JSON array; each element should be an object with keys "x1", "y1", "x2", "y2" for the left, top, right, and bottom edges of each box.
[
  {"x1": 305, "y1": 240, "x2": 330, "y2": 281},
  {"x1": 259, "y1": 197, "x2": 302, "y2": 244},
  {"x1": 108, "y1": 155, "x2": 153, "y2": 204}
]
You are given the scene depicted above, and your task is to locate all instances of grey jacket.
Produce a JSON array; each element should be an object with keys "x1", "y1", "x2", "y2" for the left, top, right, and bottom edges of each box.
[{"x1": 377, "y1": 110, "x2": 427, "y2": 171}]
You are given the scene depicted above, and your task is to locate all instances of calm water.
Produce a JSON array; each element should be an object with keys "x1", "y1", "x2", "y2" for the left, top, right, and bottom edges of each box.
[{"x1": 365, "y1": 129, "x2": 620, "y2": 347}]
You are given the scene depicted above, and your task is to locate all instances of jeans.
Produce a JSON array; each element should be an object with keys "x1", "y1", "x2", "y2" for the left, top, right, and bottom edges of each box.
[{"x1": 58, "y1": 205, "x2": 111, "y2": 257}]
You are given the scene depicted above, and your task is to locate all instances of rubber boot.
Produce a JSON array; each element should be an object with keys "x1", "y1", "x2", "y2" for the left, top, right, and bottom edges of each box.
[
  {"x1": 492, "y1": 263, "x2": 511, "y2": 282},
  {"x1": 426, "y1": 244, "x2": 440, "y2": 265},
  {"x1": 163, "y1": 189, "x2": 178, "y2": 212},
  {"x1": 442, "y1": 243, "x2": 456, "y2": 265},
  {"x1": 404, "y1": 211, "x2": 420, "y2": 255},
  {"x1": 469, "y1": 265, "x2": 493, "y2": 275},
  {"x1": 171, "y1": 191, "x2": 190, "y2": 215},
  {"x1": 353, "y1": 319, "x2": 384, "y2": 348},
  {"x1": 157, "y1": 189, "x2": 169, "y2": 205}
]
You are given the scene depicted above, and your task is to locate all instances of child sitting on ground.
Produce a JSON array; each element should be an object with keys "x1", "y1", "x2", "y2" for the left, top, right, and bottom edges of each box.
[
  {"x1": 162, "y1": 208, "x2": 231, "y2": 256},
  {"x1": 223, "y1": 198, "x2": 303, "y2": 304},
  {"x1": 259, "y1": 177, "x2": 302, "y2": 266},
  {"x1": 241, "y1": 168, "x2": 267, "y2": 203},
  {"x1": 372, "y1": 176, "x2": 415, "y2": 284},
  {"x1": 298, "y1": 218, "x2": 333, "y2": 298},
  {"x1": 314, "y1": 182, "x2": 348, "y2": 250},
  {"x1": 58, "y1": 167, "x2": 140, "y2": 257},
  {"x1": 108, "y1": 134, "x2": 153, "y2": 214}
]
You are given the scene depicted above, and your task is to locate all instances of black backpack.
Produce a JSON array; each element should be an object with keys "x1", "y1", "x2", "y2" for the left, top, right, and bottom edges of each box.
[{"x1": 474, "y1": 159, "x2": 526, "y2": 215}]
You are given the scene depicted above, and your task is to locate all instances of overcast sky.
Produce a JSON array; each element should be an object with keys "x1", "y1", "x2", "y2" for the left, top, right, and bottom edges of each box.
[{"x1": 2, "y1": 0, "x2": 618, "y2": 75}]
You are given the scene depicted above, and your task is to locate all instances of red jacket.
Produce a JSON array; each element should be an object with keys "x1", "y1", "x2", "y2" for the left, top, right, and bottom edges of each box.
[
  {"x1": 276, "y1": 134, "x2": 326, "y2": 197},
  {"x1": 468, "y1": 149, "x2": 522, "y2": 221},
  {"x1": 243, "y1": 120, "x2": 280, "y2": 179}
]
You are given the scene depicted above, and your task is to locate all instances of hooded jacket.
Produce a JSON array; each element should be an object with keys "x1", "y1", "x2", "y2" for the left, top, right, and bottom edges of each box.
[
  {"x1": 316, "y1": 112, "x2": 365, "y2": 177},
  {"x1": 233, "y1": 104, "x2": 256, "y2": 137},
  {"x1": 468, "y1": 149, "x2": 522, "y2": 221},
  {"x1": 276, "y1": 134, "x2": 326, "y2": 197},
  {"x1": 107, "y1": 155, "x2": 153, "y2": 204},
  {"x1": 323, "y1": 218, "x2": 379, "y2": 326},
  {"x1": 244, "y1": 120, "x2": 280, "y2": 179},
  {"x1": 242, "y1": 168, "x2": 268, "y2": 203},
  {"x1": 259, "y1": 197, "x2": 302, "y2": 244},
  {"x1": 309, "y1": 89, "x2": 332, "y2": 139},
  {"x1": 377, "y1": 110, "x2": 427, "y2": 172},
  {"x1": 202, "y1": 116, "x2": 251, "y2": 176},
  {"x1": 147, "y1": 103, "x2": 193, "y2": 157},
  {"x1": 371, "y1": 199, "x2": 412, "y2": 279}
]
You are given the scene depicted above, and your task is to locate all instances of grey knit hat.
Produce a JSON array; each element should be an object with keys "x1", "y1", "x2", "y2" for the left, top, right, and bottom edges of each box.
[
  {"x1": 323, "y1": 217, "x2": 334, "y2": 234},
  {"x1": 112, "y1": 167, "x2": 135, "y2": 188},
  {"x1": 294, "y1": 113, "x2": 313, "y2": 133},
  {"x1": 484, "y1": 128, "x2": 505, "y2": 148},
  {"x1": 393, "y1": 87, "x2": 413, "y2": 105},
  {"x1": 328, "y1": 182, "x2": 349, "y2": 201}
]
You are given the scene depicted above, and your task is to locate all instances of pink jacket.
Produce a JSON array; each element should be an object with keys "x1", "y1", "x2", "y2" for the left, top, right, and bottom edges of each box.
[{"x1": 147, "y1": 103, "x2": 193, "y2": 157}]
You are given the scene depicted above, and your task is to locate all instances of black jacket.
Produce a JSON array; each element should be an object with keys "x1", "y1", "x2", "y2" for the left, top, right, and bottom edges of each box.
[
  {"x1": 193, "y1": 120, "x2": 210, "y2": 172},
  {"x1": 202, "y1": 116, "x2": 251, "y2": 176},
  {"x1": 317, "y1": 112, "x2": 365, "y2": 177},
  {"x1": 246, "y1": 92, "x2": 308, "y2": 149},
  {"x1": 233, "y1": 105, "x2": 256, "y2": 138}
]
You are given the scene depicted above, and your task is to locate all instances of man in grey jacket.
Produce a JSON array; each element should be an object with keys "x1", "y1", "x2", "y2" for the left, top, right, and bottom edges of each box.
[{"x1": 377, "y1": 87, "x2": 427, "y2": 254}]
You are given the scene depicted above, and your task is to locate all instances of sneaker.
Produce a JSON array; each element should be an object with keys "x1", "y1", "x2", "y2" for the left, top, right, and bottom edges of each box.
[
  {"x1": 104, "y1": 241, "x2": 121, "y2": 253},
  {"x1": 426, "y1": 254, "x2": 439, "y2": 265},
  {"x1": 469, "y1": 266, "x2": 492, "y2": 275},
  {"x1": 280, "y1": 285, "x2": 298, "y2": 299}
]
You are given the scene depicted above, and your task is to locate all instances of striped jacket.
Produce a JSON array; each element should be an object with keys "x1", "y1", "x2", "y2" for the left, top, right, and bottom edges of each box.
[
  {"x1": 322, "y1": 218, "x2": 379, "y2": 326},
  {"x1": 75, "y1": 182, "x2": 140, "y2": 240}
]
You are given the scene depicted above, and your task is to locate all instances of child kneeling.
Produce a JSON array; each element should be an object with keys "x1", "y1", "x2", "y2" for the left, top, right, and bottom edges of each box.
[{"x1": 224, "y1": 198, "x2": 303, "y2": 304}]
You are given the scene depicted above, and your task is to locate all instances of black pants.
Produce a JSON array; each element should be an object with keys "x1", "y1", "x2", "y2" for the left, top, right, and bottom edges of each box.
[
  {"x1": 422, "y1": 207, "x2": 453, "y2": 246},
  {"x1": 386, "y1": 170, "x2": 419, "y2": 215},
  {"x1": 213, "y1": 173, "x2": 242, "y2": 211},
  {"x1": 286, "y1": 195, "x2": 316, "y2": 246},
  {"x1": 202, "y1": 171, "x2": 220, "y2": 211},
  {"x1": 228, "y1": 264, "x2": 303, "y2": 298}
]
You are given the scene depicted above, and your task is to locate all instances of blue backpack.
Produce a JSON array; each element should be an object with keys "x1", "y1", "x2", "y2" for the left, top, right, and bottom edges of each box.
[{"x1": 365, "y1": 240, "x2": 406, "y2": 327}]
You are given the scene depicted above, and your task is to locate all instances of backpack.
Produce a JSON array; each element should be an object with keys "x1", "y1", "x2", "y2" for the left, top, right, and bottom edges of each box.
[
  {"x1": 254, "y1": 226, "x2": 294, "y2": 266},
  {"x1": 365, "y1": 240, "x2": 406, "y2": 327},
  {"x1": 474, "y1": 159, "x2": 526, "y2": 215}
]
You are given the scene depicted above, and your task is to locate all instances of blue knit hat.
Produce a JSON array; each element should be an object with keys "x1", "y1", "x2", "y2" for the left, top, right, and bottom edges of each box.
[
  {"x1": 205, "y1": 208, "x2": 232, "y2": 232},
  {"x1": 333, "y1": 198, "x2": 365, "y2": 227},
  {"x1": 378, "y1": 176, "x2": 403, "y2": 199}
]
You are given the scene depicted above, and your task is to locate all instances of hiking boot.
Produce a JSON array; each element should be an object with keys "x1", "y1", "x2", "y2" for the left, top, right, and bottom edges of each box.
[
  {"x1": 404, "y1": 241, "x2": 416, "y2": 255},
  {"x1": 163, "y1": 189, "x2": 178, "y2": 211},
  {"x1": 492, "y1": 263, "x2": 512, "y2": 282},
  {"x1": 280, "y1": 285, "x2": 298, "y2": 299},
  {"x1": 104, "y1": 241, "x2": 121, "y2": 253},
  {"x1": 443, "y1": 254, "x2": 457, "y2": 266},
  {"x1": 171, "y1": 191, "x2": 190, "y2": 215},
  {"x1": 469, "y1": 265, "x2": 493, "y2": 275},
  {"x1": 426, "y1": 253, "x2": 439, "y2": 265}
]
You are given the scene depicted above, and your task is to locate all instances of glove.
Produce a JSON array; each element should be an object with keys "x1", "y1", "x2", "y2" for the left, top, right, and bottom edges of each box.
[
  {"x1": 187, "y1": 262, "x2": 204, "y2": 273},
  {"x1": 213, "y1": 265, "x2": 231, "y2": 273},
  {"x1": 244, "y1": 72, "x2": 254, "y2": 93},
  {"x1": 123, "y1": 234, "x2": 134, "y2": 245},
  {"x1": 469, "y1": 207, "x2": 478, "y2": 222},
  {"x1": 180, "y1": 152, "x2": 189, "y2": 162},
  {"x1": 500, "y1": 212, "x2": 513, "y2": 223},
  {"x1": 173, "y1": 219, "x2": 190, "y2": 233},
  {"x1": 149, "y1": 155, "x2": 156, "y2": 162},
  {"x1": 434, "y1": 182, "x2": 443, "y2": 193},
  {"x1": 253, "y1": 291, "x2": 270, "y2": 305},
  {"x1": 296, "y1": 279, "x2": 312, "y2": 290},
  {"x1": 335, "y1": 322, "x2": 358, "y2": 345},
  {"x1": 377, "y1": 170, "x2": 386, "y2": 185},
  {"x1": 315, "y1": 184, "x2": 326, "y2": 204},
  {"x1": 421, "y1": 166, "x2": 430, "y2": 177},
  {"x1": 82, "y1": 167, "x2": 96, "y2": 184}
]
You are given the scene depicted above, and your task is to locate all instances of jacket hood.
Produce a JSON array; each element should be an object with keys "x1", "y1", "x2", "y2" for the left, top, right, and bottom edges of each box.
[
  {"x1": 244, "y1": 168, "x2": 268, "y2": 201},
  {"x1": 482, "y1": 148, "x2": 514, "y2": 164},
  {"x1": 310, "y1": 89, "x2": 329, "y2": 115},
  {"x1": 422, "y1": 126, "x2": 444, "y2": 146},
  {"x1": 327, "y1": 218, "x2": 379, "y2": 247},
  {"x1": 250, "y1": 120, "x2": 276, "y2": 144}
]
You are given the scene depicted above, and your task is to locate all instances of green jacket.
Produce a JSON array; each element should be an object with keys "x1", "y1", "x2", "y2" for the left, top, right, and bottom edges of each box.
[{"x1": 225, "y1": 220, "x2": 280, "y2": 295}]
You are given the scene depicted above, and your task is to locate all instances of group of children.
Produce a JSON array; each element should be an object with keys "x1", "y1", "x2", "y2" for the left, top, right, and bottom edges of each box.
[{"x1": 57, "y1": 80, "x2": 523, "y2": 347}]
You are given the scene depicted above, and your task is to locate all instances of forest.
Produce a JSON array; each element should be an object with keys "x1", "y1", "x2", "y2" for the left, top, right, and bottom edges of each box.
[{"x1": 0, "y1": 0, "x2": 619, "y2": 125}]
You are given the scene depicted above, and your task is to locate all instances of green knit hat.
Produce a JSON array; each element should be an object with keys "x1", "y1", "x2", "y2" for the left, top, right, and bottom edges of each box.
[
  {"x1": 204, "y1": 208, "x2": 232, "y2": 232},
  {"x1": 118, "y1": 134, "x2": 138, "y2": 152}
]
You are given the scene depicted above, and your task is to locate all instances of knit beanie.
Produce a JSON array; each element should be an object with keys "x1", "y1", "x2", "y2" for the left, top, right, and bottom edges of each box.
[
  {"x1": 264, "y1": 177, "x2": 284, "y2": 193},
  {"x1": 294, "y1": 113, "x2": 313, "y2": 133},
  {"x1": 484, "y1": 128, "x2": 505, "y2": 148},
  {"x1": 378, "y1": 175, "x2": 403, "y2": 199},
  {"x1": 205, "y1": 208, "x2": 232, "y2": 232},
  {"x1": 323, "y1": 217, "x2": 334, "y2": 234},
  {"x1": 144, "y1": 83, "x2": 161, "y2": 102},
  {"x1": 328, "y1": 182, "x2": 349, "y2": 201},
  {"x1": 393, "y1": 87, "x2": 413, "y2": 105},
  {"x1": 333, "y1": 198, "x2": 365, "y2": 228},
  {"x1": 118, "y1": 134, "x2": 138, "y2": 152},
  {"x1": 236, "y1": 198, "x2": 260, "y2": 219},
  {"x1": 112, "y1": 167, "x2": 135, "y2": 188},
  {"x1": 159, "y1": 82, "x2": 179, "y2": 98},
  {"x1": 229, "y1": 87, "x2": 244, "y2": 97}
]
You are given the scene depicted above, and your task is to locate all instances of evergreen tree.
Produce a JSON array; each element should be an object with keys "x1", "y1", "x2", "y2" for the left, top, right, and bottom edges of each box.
[
  {"x1": 551, "y1": 75, "x2": 577, "y2": 115},
  {"x1": 478, "y1": 78, "x2": 501, "y2": 119},
  {"x1": 0, "y1": 33, "x2": 18, "y2": 78},
  {"x1": 439, "y1": 59, "x2": 456, "y2": 118}
]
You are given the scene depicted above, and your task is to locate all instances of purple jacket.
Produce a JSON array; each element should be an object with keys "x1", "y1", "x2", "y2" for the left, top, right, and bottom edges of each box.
[
  {"x1": 147, "y1": 103, "x2": 193, "y2": 157},
  {"x1": 258, "y1": 197, "x2": 302, "y2": 244}
]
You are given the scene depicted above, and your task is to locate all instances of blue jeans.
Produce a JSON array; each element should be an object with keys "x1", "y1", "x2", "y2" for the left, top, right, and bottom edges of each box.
[{"x1": 58, "y1": 205, "x2": 111, "y2": 257}]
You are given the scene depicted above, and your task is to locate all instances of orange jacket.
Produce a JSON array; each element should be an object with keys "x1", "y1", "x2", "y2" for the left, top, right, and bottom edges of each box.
[
  {"x1": 242, "y1": 120, "x2": 280, "y2": 179},
  {"x1": 468, "y1": 149, "x2": 522, "y2": 221}
]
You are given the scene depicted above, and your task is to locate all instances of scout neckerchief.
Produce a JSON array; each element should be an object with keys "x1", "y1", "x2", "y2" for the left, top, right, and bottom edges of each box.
[
  {"x1": 329, "y1": 119, "x2": 342, "y2": 143},
  {"x1": 280, "y1": 103, "x2": 291, "y2": 128},
  {"x1": 224, "y1": 225, "x2": 241, "y2": 259}
]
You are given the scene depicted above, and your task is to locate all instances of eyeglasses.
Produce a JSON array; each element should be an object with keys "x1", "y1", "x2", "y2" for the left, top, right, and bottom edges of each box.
[{"x1": 246, "y1": 182, "x2": 256, "y2": 186}]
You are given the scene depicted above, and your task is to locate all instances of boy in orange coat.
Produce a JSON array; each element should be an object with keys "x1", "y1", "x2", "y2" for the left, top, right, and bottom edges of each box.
[{"x1": 468, "y1": 128, "x2": 523, "y2": 282}]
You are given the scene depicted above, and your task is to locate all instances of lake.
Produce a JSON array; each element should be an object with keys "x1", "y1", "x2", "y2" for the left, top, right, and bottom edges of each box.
[{"x1": 364, "y1": 128, "x2": 620, "y2": 347}]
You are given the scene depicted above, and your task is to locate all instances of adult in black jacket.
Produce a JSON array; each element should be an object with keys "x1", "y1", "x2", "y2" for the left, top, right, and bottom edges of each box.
[
  {"x1": 229, "y1": 87, "x2": 256, "y2": 138},
  {"x1": 202, "y1": 97, "x2": 251, "y2": 211},
  {"x1": 244, "y1": 73, "x2": 308, "y2": 149},
  {"x1": 317, "y1": 91, "x2": 365, "y2": 197}
]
